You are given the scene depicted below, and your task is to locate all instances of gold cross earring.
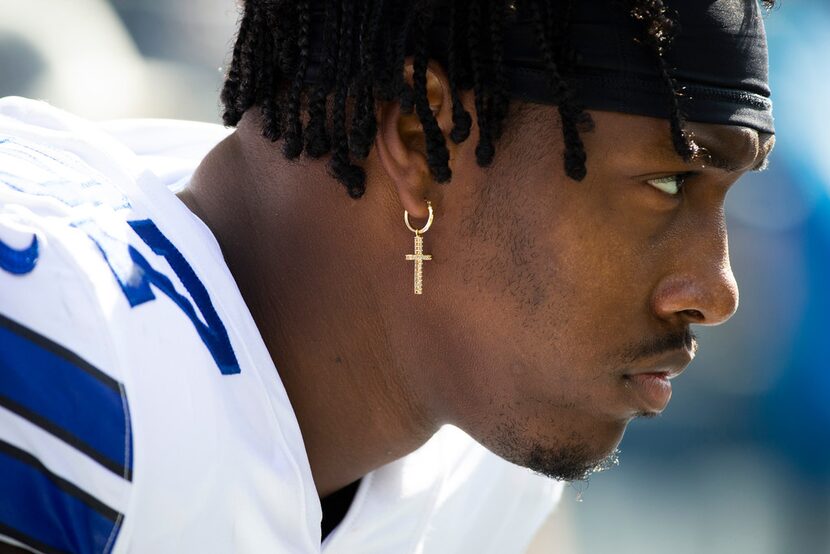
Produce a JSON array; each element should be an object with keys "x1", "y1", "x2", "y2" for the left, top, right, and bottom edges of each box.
[{"x1": 403, "y1": 201, "x2": 433, "y2": 295}]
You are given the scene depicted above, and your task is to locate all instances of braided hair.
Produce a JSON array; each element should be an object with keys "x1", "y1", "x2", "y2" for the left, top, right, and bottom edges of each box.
[{"x1": 220, "y1": 0, "x2": 774, "y2": 199}]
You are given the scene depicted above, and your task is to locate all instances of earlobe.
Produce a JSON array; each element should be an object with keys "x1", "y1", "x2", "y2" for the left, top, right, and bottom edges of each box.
[{"x1": 374, "y1": 59, "x2": 456, "y2": 219}]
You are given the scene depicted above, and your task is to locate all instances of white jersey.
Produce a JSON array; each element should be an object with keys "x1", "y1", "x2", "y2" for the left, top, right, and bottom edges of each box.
[{"x1": 0, "y1": 97, "x2": 563, "y2": 554}]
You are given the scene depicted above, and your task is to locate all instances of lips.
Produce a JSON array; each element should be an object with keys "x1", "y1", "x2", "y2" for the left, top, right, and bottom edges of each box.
[
  {"x1": 622, "y1": 349, "x2": 694, "y2": 414},
  {"x1": 624, "y1": 372, "x2": 673, "y2": 413}
]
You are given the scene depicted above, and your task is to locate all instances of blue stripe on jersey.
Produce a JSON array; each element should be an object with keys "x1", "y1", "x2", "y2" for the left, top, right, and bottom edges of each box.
[
  {"x1": 0, "y1": 313, "x2": 132, "y2": 480},
  {"x1": 0, "y1": 439, "x2": 122, "y2": 554}
]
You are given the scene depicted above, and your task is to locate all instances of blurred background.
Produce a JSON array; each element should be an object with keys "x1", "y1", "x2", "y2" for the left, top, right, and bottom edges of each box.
[{"x1": 2, "y1": 0, "x2": 827, "y2": 552}]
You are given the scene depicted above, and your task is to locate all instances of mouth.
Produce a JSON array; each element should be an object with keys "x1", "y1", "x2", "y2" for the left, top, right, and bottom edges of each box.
[{"x1": 621, "y1": 349, "x2": 694, "y2": 415}]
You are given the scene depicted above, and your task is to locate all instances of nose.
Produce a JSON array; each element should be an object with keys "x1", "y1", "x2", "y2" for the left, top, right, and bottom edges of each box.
[{"x1": 651, "y1": 219, "x2": 740, "y2": 327}]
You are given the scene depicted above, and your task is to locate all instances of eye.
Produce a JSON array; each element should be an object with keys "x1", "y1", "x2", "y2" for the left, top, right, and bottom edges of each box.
[{"x1": 646, "y1": 173, "x2": 692, "y2": 196}]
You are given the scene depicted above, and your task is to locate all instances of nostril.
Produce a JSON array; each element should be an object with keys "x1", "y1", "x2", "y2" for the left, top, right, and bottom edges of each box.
[
  {"x1": 681, "y1": 309, "x2": 705, "y2": 322},
  {"x1": 651, "y1": 274, "x2": 737, "y2": 326}
]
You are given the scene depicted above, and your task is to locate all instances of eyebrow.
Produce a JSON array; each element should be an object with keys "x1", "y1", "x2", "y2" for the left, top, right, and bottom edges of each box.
[
  {"x1": 692, "y1": 145, "x2": 769, "y2": 173},
  {"x1": 654, "y1": 131, "x2": 770, "y2": 174}
]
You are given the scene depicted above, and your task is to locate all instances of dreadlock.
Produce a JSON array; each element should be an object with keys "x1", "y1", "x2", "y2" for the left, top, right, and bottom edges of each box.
[
  {"x1": 628, "y1": 0, "x2": 695, "y2": 161},
  {"x1": 220, "y1": 0, "x2": 774, "y2": 199},
  {"x1": 529, "y1": 0, "x2": 591, "y2": 180}
]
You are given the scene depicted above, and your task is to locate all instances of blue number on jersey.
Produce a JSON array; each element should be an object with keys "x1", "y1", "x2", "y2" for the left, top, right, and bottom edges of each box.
[
  {"x1": 0, "y1": 135, "x2": 239, "y2": 375},
  {"x1": 0, "y1": 234, "x2": 38, "y2": 275},
  {"x1": 124, "y1": 219, "x2": 240, "y2": 375}
]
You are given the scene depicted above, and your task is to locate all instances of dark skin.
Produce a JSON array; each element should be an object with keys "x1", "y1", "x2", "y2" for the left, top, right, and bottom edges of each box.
[{"x1": 178, "y1": 61, "x2": 774, "y2": 498}]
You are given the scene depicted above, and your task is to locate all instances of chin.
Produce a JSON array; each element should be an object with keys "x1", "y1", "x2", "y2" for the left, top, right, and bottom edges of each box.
[
  {"x1": 523, "y1": 437, "x2": 622, "y2": 481},
  {"x1": 486, "y1": 414, "x2": 628, "y2": 482}
]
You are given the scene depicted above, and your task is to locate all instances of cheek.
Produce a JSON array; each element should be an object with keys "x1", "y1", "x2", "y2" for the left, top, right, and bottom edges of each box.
[
  {"x1": 436, "y1": 168, "x2": 653, "y2": 428},
  {"x1": 526, "y1": 216, "x2": 635, "y2": 343},
  {"x1": 443, "y1": 206, "x2": 614, "y2": 408}
]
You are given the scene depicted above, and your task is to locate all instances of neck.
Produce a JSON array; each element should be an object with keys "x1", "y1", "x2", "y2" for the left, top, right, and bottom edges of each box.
[{"x1": 178, "y1": 116, "x2": 441, "y2": 497}]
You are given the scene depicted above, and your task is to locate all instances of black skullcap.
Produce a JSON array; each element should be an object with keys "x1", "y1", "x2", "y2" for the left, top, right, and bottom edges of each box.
[
  {"x1": 302, "y1": 0, "x2": 774, "y2": 132},
  {"x1": 497, "y1": 0, "x2": 774, "y2": 134}
]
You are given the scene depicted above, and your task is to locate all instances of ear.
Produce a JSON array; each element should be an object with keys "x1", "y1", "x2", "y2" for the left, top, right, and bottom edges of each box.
[{"x1": 375, "y1": 57, "x2": 456, "y2": 219}]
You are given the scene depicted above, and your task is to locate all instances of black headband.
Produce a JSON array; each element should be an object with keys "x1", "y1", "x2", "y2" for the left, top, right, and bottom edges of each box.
[
  {"x1": 305, "y1": 0, "x2": 774, "y2": 134},
  {"x1": 494, "y1": 0, "x2": 775, "y2": 134}
]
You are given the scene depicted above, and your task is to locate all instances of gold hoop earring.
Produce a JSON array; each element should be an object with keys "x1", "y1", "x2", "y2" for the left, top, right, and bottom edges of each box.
[{"x1": 403, "y1": 201, "x2": 433, "y2": 295}]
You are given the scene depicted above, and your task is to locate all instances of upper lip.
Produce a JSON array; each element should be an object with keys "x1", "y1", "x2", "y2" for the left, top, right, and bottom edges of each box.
[{"x1": 623, "y1": 348, "x2": 695, "y2": 380}]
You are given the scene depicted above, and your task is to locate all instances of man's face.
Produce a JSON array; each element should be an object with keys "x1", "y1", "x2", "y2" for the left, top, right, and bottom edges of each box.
[{"x1": 424, "y1": 106, "x2": 773, "y2": 480}]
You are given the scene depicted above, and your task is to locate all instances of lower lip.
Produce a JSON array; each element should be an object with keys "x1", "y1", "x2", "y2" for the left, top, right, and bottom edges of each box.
[{"x1": 625, "y1": 373, "x2": 672, "y2": 413}]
